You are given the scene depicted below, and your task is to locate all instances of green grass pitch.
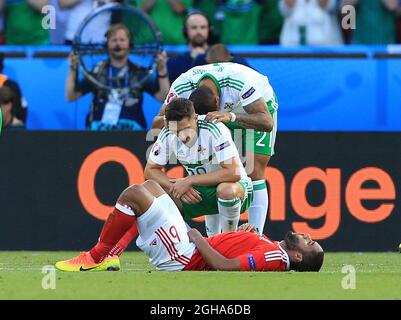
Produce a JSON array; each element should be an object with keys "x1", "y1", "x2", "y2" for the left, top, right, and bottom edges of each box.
[{"x1": 0, "y1": 251, "x2": 400, "y2": 300}]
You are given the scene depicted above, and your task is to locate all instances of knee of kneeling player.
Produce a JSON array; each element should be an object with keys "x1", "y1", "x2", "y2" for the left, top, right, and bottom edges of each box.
[{"x1": 216, "y1": 183, "x2": 238, "y2": 200}]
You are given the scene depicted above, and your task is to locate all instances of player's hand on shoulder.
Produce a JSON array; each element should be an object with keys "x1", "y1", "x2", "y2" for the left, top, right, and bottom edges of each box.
[
  {"x1": 237, "y1": 223, "x2": 257, "y2": 233},
  {"x1": 205, "y1": 111, "x2": 232, "y2": 124}
]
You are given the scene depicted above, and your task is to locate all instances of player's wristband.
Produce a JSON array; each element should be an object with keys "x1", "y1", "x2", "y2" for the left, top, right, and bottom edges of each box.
[
  {"x1": 158, "y1": 73, "x2": 168, "y2": 78},
  {"x1": 230, "y1": 112, "x2": 236, "y2": 122}
]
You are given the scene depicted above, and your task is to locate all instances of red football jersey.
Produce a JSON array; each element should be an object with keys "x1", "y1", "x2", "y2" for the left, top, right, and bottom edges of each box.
[{"x1": 183, "y1": 231, "x2": 290, "y2": 271}]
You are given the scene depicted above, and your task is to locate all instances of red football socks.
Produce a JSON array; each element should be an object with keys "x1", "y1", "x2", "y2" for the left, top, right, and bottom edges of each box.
[
  {"x1": 109, "y1": 223, "x2": 139, "y2": 257},
  {"x1": 89, "y1": 206, "x2": 136, "y2": 263}
]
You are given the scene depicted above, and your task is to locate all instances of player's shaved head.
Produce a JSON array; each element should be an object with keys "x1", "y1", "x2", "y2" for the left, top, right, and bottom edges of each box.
[
  {"x1": 189, "y1": 85, "x2": 218, "y2": 115},
  {"x1": 206, "y1": 44, "x2": 233, "y2": 64}
]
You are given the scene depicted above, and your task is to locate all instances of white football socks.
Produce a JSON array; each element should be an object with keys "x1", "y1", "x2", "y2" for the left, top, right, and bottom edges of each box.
[
  {"x1": 248, "y1": 180, "x2": 268, "y2": 234},
  {"x1": 218, "y1": 197, "x2": 241, "y2": 232},
  {"x1": 205, "y1": 214, "x2": 221, "y2": 237}
]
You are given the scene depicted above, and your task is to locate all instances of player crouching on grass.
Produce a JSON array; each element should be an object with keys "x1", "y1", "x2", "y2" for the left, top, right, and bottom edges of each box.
[{"x1": 55, "y1": 180, "x2": 324, "y2": 272}]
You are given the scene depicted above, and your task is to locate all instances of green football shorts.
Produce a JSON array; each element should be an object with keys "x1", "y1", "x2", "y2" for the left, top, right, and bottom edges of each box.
[
  {"x1": 182, "y1": 178, "x2": 253, "y2": 219},
  {"x1": 225, "y1": 97, "x2": 278, "y2": 156}
]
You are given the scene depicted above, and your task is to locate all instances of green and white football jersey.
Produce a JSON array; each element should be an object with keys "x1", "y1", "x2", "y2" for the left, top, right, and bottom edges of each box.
[
  {"x1": 149, "y1": 115, "x2": 248, "y2": 180},
  {"x1": 165, "y1": 62, "x2": 278, "y2": 115}
]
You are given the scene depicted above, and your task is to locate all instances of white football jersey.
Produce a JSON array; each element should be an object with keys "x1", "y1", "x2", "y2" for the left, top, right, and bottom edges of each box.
[
  {"x1": 165, "y1": 62, "x2": 278, "y2": 115},
  {"x1": 149, "y1": 115, "x2": 248, "y2": 180}
]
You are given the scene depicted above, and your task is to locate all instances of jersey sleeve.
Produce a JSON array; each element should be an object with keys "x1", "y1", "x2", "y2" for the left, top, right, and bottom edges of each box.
[
  {"x1": 164, "y1": 72, "x2": 194, "y2": 105},
  {"x1": 239, "y1": 76, "x2": 263, "y2": 107},
  {"x1": 211, "y1": 123, "x2": 239, "y2": 164},
  {"x1": 148, "y1": 127, "x2": 171, "y2": 166},
  {"x1": 237, "y1": 246, "x2": 288, "y2": 272}
]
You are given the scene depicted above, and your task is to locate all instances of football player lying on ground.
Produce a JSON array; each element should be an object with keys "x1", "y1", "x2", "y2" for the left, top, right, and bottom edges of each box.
[{"x1": 56, "y1": 180, "x2": 324, "y2": 272}]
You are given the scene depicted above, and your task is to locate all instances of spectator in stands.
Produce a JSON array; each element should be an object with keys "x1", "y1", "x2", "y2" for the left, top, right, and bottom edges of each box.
[
  {"x1": 217, "y1": 0, "x2": 264, "y2": 45},
  {"x1": 3, "y1": 0, "x2": 49, "y2": 45},
  {"x1": 192, "y1": 43, "x2": 250, "y2": 68},
  {"x1": 0, "y1": 53, "x2": 28, "y2": 125},
  {"x1": 139, "y1": 0, "x2": 192, "y2": 45},
  {"x1": 259, "y1": 0, "x2": 283, "y2": 44},
  {"x1": 65, "y1": 23, "x2": 169, "y2": 131},
  {"x1": 167, "y1": 10, "x2": 212, "y2": 83},
  {"x1": 0, "y1": 1, "x2": 5, "y2": 44},
  {"x1": 0, "y1": 86, "x2": 25, "y2": 129},
  {"x1": 342, "y1": 0, "x2": 401, "y2": 44},
  {"x1": 48, "y1": 0, "x2": 70, "y2": 45},
  {"x1": 279, "y1": 0, "x2": 343, "y2": 45},
  {"x1": 397, "y1": 14, "x2": 401, "y2": 44},
  {"x1": 192, "y1": 0, "x2": 222, "y2": 39},
  {"x1": 61, "y1": 0, "x2": 114, "y2": 44},
  {"x1": 60, "y1": 1, "x2": 138, "y2": 44}
]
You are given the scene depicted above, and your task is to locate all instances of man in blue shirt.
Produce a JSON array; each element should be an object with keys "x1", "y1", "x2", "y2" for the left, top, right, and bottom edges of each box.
[
  {"x1": 167, "y1": 11, "x2": 212, "y2": 83},
  {"x1": 66, "y1": 23, "x2": 169, "y2": 131}
]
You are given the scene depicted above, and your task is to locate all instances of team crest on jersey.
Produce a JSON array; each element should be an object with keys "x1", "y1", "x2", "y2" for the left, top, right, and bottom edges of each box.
[
  {"x1": 224, "y1": 102, "x2": 234, "y2": 111},
  {"x1": 215, "y1": 141, "x2": 230, "y2": 152},
  {"x1": 152, "y1": 143, "x2": 160, "y2": 156},
  {"x1": 197, "y1": 145, "x2": 206, "y2": 155},
  {"x1": 242, "y1": 87, "x2": 255, "y2": 99}
]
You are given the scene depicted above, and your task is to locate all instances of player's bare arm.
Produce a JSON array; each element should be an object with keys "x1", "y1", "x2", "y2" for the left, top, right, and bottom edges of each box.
[
  {"x1": 144, "y1": 161, "x2": 202, "y2": 204},
  {"x1": 170, "y1": 157, "x2": 241, "y2": 199},
  {"x1": 144, "y1": 160, "x2": 175, "y2": 191},
  {"x1": 188, "y1": 228, "x2": 241, "y2": 271},
  {"x1": 151, "y1": 103, "x2": 166, "y2": 129},
  {"x1": 237, "y1": 98, "x2": 273, "y2": 131},
  {"x1": 205, "y1": 97, "x2": 273, "y2": 132}
]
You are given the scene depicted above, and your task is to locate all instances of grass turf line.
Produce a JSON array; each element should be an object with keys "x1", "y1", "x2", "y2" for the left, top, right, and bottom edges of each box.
[{"x1": 0, "y1": 251, "x2": 400, "y2": 300}]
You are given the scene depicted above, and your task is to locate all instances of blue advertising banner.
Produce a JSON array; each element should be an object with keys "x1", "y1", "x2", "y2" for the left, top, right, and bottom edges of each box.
[{"x1": 2, "y1": 46, "x2": 401, "y2": 131}]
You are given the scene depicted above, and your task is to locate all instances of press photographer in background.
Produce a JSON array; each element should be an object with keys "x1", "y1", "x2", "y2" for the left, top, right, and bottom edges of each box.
[{"x1": 65, "y1": 23, "x2": 169, "y2": 131}]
